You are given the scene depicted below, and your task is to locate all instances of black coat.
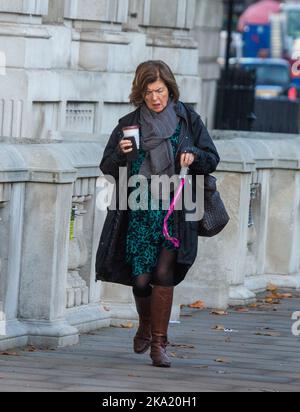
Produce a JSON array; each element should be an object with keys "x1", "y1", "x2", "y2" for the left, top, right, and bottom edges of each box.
[{"x1": 96, "y1": 102, "x2": 220, "y2": 287}]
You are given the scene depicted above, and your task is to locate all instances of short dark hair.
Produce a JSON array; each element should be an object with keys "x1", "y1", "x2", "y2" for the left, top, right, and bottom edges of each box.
[{"x1": 129, "y1": 60, "x2": 180, "y2": 107}]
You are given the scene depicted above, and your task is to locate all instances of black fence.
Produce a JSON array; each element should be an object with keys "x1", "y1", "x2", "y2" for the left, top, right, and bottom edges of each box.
[
  {"x1": 253, "y1": 98, "x2": 300, "y2": 134},
  {"x1": 215, "y1": 67, "x2": 300, "y2": 134},
  {"x1": 215, "y1": 67, "x2": 257, "y2": 131}
]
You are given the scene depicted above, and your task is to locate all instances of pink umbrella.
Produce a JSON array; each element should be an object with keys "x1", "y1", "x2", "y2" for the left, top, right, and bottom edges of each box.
[
  {"x1": 238, "y1": 0, "x2": 281, "y2": 32},
  {"x1": 163, "y1": 167, "x2": 189, "y2": 249}
]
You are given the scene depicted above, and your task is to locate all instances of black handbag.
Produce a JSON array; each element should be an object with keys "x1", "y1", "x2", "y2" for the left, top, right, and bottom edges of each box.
[{"x1": 198, "y1": 175, "x2": 230, "y2": 237}]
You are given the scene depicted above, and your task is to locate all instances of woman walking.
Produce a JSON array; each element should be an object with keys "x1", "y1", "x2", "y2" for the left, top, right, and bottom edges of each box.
[{"x1": 96, "y1": 61, "x2": 220, "y2": 368}]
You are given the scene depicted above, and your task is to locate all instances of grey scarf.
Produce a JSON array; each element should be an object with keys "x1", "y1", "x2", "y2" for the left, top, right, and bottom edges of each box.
[{"x1": 139, "y1": 99, "x2": 178, "y2": 182}]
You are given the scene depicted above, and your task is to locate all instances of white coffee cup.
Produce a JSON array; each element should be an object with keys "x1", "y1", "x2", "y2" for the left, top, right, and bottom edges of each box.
[{"x1": 122, "y1": 125, "x2": 140, "y2": 149}]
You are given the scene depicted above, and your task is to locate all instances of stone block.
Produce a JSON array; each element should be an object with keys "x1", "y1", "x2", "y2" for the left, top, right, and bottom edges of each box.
[
  {"x1": 0, "y1": 0, "x2": 49, "y2": 16},
  {"x1": 142, "y1": 0, "x2": 196, "y2": 29},
  {"x1": 266, "y1": 169, "x2": 300, "y2": 275},
  {"x1": 194, "y1": 0, "x2": 223, "y2": 29},
  {"x1": 64, "y1": 0, "x2": 128, "y2": 24},
  {"x1": 152, "y1": 46, "x2": 198, "y2": 76}
]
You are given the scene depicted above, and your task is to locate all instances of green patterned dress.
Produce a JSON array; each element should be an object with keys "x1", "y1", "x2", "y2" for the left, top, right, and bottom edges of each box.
[{"x1": 126, "y1": 123, "x2": 181, "y2": 277}]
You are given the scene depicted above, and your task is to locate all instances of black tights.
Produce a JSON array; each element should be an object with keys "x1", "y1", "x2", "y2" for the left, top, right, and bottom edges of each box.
[{"x1": 132, "y1": 248, "x2": 177, "y2": 298}]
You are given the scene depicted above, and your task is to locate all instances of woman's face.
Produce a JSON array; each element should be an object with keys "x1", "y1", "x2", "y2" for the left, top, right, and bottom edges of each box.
[{"x1": 144, "y1": 79, "x2": 169, "y2": 113}]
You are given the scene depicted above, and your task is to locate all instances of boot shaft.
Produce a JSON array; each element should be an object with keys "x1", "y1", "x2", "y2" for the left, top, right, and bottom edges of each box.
[
  {"x1": 150, "y1": 286, "x2": 174, "y2": 337},
  {"x1": 134, "y1": 294, "x2": 151, "y2": 320},
  {"x1": 150, "y1": 286, "x2": 174, "y2": 368}
]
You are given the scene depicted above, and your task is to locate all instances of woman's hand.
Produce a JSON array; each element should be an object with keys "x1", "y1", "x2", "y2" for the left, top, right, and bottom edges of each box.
[
  {"x1": 180, "y1": 152, "x2": 195, "y2": 168},
  {"x1": 118, "y1": 139, "x2": 133, "y2": 155}
]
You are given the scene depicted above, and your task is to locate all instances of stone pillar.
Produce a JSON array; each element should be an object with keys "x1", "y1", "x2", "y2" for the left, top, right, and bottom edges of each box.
[
  {"x1": 192, "y1": 0, "x2": 223, "y2": 127},
  {"x1": 17, "y1": 146, "x2": 79, "y2": 348},
  {"x1": 246, "y1": 167, "x2": 300, "y2": 290},
  {"x1": 2, "y1": 183, "x2": 25, "y2": 321},
  {"x1": 67, "y1": 196, "x2": 90, "y2": 309},
  {"x1": 0, "y1": 148, "x2": 30, "y2": 349},
  {"x1": 0, "y1": 301, "x2": 4, "y2": 336},
  {"x1": 265, "y1": 158, "x2": 300, "y2": 288},
  {"x1": 0, "y1": 184, "x2": 8, "y2": 337}
]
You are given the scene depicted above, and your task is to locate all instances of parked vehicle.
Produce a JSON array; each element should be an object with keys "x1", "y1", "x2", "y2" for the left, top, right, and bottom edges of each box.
[{"x1": 230, "y1": 58, "x2": 294, "y2": 99}]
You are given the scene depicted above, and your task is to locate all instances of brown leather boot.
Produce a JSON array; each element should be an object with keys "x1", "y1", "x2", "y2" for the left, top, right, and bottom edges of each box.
[
  {"x1": 150, "y1": 286, "x2": 174, "y2": 368},
  {"x1": 133, "y1": 295, "x2": 152, "y2": 354}
]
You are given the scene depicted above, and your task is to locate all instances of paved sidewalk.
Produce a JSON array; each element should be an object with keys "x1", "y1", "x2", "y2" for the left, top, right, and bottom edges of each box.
[{"x1": 0, "y1": 290, "x2": 300, "y2": 392}]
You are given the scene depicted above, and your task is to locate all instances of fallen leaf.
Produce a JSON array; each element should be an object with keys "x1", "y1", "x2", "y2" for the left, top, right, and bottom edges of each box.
[
  {"x1": 120, "y1": 322, "x2": 134, "y2": 329},
  {"x1": 188, "y1": 301, "x2": 205, "y2": 309},
  {"x1": 212, "y1": 325, "x2": 225, "y2": 331},
  {"x1": 211, "y1": 310, "x2": 228, "y2": 316},
  {"x1": 215, "y1": 358, "x2": 230, "y2": 363},
  {"x1": 264, "y1": 297, "x2": 281, "y2": 304},
  {"x1": 255, "y1": 331, "x2": 281, "y2": 337},
  {"x1": 170, "y1": 352, "x2": 177, "y2": 358},
  {"x1": 235, "y1": 307, "x2": 249, "y2": 313},
  {"x1": 266, "y1": 288, "x2": 293, "y2": 301},
  {"x1": 266, "y1": 283, "x2": 278, "y2": 292},
  {"x1": 24, "y1": 346, "x2": 37, "y2": 352},
  {"x1": 248, "y1": 303, "x2": 259, "y2": 308},
  {"x1": 257, "y1": 304, "x2": 274, "y2": 310},
  {"x1": 170, "y1": 343, "x2": 195, "y2": 349},
  {"x1": 0, "y1": 351, "x2": 19, "y2": 356},
  {"x1": 103, "y1": 305, "x2": 111, "y2": 312},
  {"x1": 276, "y1": 293, "x2": 293, "y2": 299},
  {"x1": 177, "y1": 355, "x2": 189, "y2": 359}
]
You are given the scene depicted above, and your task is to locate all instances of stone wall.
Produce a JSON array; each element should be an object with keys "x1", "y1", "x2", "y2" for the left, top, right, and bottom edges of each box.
[
  {"x1": 0, "y1": 0, "x2": 222, "y2": 146},
  {"x1": 1, "y1": 131, "x2": 300, "y2": 350}
]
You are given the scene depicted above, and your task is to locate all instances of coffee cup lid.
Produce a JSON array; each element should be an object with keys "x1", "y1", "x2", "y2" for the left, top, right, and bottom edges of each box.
[{"x1": 122, "y1": 125, "x2": 140, "y2": 131}]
